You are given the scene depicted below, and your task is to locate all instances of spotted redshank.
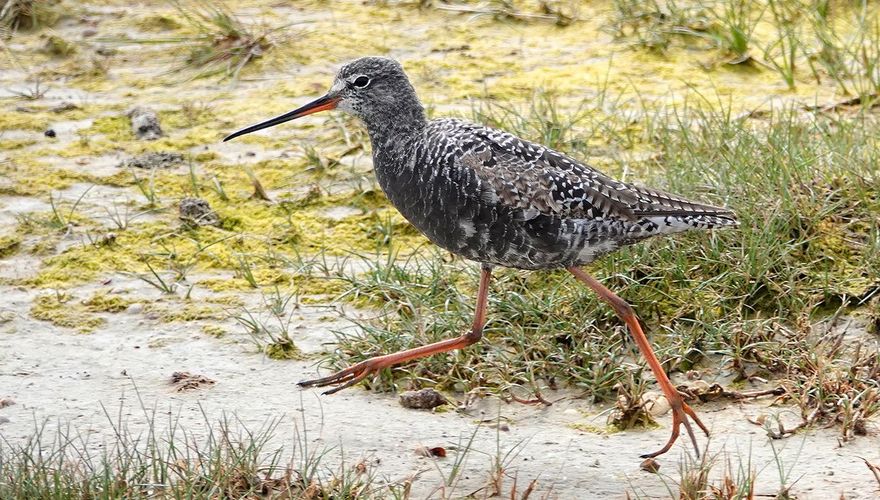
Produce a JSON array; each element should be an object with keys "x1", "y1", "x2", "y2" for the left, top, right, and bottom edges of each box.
[{"x1": 224, "y1": 57, "x2": 737, "y2": 458}]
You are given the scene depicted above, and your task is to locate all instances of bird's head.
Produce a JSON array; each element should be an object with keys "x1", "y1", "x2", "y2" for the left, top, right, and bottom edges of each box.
[{"x1": 223, "y1": 56, "x2": 421, "y2": 142}]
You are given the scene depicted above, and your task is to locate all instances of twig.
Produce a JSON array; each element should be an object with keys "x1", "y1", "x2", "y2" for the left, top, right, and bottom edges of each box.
[
  {"x1": 862, "y1": 457, "x2": 880, "y2": 489},
  {"x1": 804, "y1": 93, "x2": 879, "y2": 112},
  {"x1": 244, "y1": 166, "x2": 272, "y2": 201},
  {"x1": 433, "y1": 4, "x2": 563, "y2": 23},
  {"x1": 678, "y1": 383, "x2": 786, "y2": 402}
]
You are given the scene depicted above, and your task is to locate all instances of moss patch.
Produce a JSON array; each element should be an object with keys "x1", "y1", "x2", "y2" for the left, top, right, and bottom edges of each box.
[
  {"x1": 0, "y1": 138, "x2": 38, "y2": 150},
  {"x1": 144, "y1": 301, "x2": 222, "y2": 323},
  {"x1": 201, "y1": 324, "x2": 227, "y2": 338},
  {"x1": 30, "y1": 293, "x2": 105, "y2": 333},
  {"x1": 264, "y1": 338, "x2": 304, "y2": 360},
  {"x1": 0, "y1": 235, "x2": 22, "y2": 258},
  {"x1": 82, "y1": 292, "x2": 134, "y2": 313},
  {"x1": 41, "y1": 35, "x2": 77, "y2": 57}
]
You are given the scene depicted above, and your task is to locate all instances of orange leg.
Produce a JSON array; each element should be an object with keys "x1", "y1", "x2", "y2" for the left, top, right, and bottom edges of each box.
[
  {"x1": 567, "y1": 267, "x2": 709, "y2": 458},
  {"x1": 299, "y1": 266, "x2": 492, "y2": 395}
]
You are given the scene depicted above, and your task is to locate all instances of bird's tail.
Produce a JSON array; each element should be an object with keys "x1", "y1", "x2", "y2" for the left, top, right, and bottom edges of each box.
[{"x1": 627, "y1": 183, "x2": 738, "y2": 228}]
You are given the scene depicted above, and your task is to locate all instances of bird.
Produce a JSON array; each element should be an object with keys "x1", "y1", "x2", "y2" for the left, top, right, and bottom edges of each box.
[{"x1": 224, "y1": 56, "x2": 737, "y2": 459}]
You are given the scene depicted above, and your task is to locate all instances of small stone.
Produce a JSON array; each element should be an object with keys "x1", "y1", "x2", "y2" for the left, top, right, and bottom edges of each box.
[
  {"x1": 178, "y1": 197, "x2": 220, "y2": 227},
  {"x1": 640, "y1": 457, "x2": 660, "y2": 473},
  {"x1": 689, "y1": 379, "x2": 711, "y2": 393},
  {"x1": 121, "y1": 151, "x2": 184, "y2": 169},
  {"x1": 0, "y1": 416, "x2": 9, "y2": 425},
  {"x1": 0, "y1": 398, "x2": 14, "y2": 408},
  {"x1": 82, "y1": 28, "x2": 98, "y2": 38},
  {"x1": 127, "y1": 106, "x2": 163, "y2": 140},
  {"x1": 644, "y1": 394, "x2": 670, "y2": 417},
  {"x1": 44, "y1": 128, "x2": 56, "y2": 138},
  {"x1": 169, "y1": 371, "x2": 216, "y2": 392},
  {"x1": 125, "y1": 303, "x2": 144, "y2": 314},
  {"x1": 49, "y1": 102, "x2": 79, "y2": 113},
  {"x1": 95, "y1": 46, "x2": 117, "y2": 56},
  {"x1": 399, "y1": 388, "x2": 447, "y2": 410},
  {"x1": 414, "y1": 445, "x2": 446, "y2": 457}
]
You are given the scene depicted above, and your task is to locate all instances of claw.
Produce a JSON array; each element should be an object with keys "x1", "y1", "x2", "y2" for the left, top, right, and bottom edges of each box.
[
  {"x1": 640, "y1": 400, "x2": 709, "y2": 459},
  {"x1": 298, "y1": 359, "x2": 377, "y2": 394}
]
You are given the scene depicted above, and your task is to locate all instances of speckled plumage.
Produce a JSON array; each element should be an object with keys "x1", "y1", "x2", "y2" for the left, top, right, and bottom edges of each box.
[{"x1": 333, "y1": 58, "x2": 737, "y2": 270}]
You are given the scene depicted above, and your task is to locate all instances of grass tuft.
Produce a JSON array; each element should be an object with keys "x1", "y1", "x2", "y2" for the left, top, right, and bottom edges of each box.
[
  {"x1": 0, "y1": 396, "x2": 380, "y2": 498},
  {"x1": 168, "y1": 0, "x2": 285, "y2": 80},
  {"x1": 0, "y1": 0, "x2": 61, "y2": 35}
]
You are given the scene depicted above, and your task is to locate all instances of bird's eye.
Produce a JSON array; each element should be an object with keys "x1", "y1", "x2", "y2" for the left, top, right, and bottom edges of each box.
[{"x1": 352, "y1": 75, "x2": 371, "y2": 88}]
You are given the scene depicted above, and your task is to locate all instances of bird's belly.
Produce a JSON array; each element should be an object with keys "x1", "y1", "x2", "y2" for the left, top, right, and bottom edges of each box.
[{"x1": 390, "y1": 193, "x2": 626, "y2": 270}]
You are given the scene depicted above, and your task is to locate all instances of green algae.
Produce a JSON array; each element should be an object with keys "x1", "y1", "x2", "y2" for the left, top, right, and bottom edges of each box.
[
  {"x1": 0, "y1": 111, "x2": 51, "y2": 132},
  {"x1": 82, "y1": 292, "x2": 133, "y2": 313},
  {"x1": 201, "y1": 324, "x2": 227, "y2": 338},
  {"x1": 144, "y1": 301, "x2": 222, "y2": 323},
  {"x1": 30, "y1": 293, "x2": 105, "y2": 333},
  {"x1": 40, "y1": 34, "x2": 76, "y2": 57},
  {"x1": 28, "y1": 251, "x2": 113, "y2": 287},
  {"x1": 84, "y1": 116, "x2": 131, "y2": 142},
  {"x1": 295, "y1": 275, "x2": 348, "y2": 296},
  {"x1": 135, "y1": 12, "x2": 183, "y2": 31},
  {"x1": 0, "y1": 159, "x2": 101, "y2": 197},
  {"x1": 263, "y1": 338, "x2": 304, "y2": 360},
  {"x1": 0, "y1": 138, "x2": 37, "y2": 150},
  {"x1": 0, "y1": 235, "x2": 22, "y2": 258}
]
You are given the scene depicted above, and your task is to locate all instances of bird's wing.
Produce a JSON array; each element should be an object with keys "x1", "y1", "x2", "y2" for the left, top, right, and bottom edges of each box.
[{"x1": 453, "y1": 123, "x2": 735, "y2": 221}]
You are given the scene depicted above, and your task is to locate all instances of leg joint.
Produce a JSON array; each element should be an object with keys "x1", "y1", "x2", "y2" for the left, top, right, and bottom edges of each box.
[
  {"x1": 607, "y1": 295, "x2": 634, "y2": 319},
  {"x1": 463, "y1": 327, "x2": 483, "y2": 345}
]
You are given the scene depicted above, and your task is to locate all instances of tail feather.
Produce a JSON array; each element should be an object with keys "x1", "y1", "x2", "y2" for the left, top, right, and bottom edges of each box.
[{"x1": 627, "y1": 183, "x2": 737, "y2": 223}]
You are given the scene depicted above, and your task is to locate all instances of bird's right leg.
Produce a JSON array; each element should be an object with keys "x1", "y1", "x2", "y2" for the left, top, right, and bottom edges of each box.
[
  {"x1": 568, "y1": 267, "x2": 709, "y2": 458},
  {"x1": 298, "y1": 266, "x2": 492, "y2": 395}
]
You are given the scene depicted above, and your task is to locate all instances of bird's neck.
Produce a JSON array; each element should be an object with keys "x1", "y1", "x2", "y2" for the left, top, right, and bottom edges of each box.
[{"x1": 363, "y1": 95, "x2": 427, "y2": 155}]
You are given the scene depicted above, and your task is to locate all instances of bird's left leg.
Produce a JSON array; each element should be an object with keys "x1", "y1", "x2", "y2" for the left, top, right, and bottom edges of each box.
[
  {"x1": 298, "y1": 266, "x2": 492, "y2": 395},
  {"x1": 567, "y1": 267, "x2": 709, "y2": 458}
]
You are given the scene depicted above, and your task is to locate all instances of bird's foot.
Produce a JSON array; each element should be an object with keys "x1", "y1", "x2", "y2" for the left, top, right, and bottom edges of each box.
[
  {"x1": 640, "y1": 398, "x2": 709, "y2": 459},
  {"x1": 298, "y1": 357, "x2": 386, "y2": 395}
]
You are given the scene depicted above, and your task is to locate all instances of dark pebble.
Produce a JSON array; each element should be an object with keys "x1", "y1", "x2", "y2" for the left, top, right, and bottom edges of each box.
[{"x1": 399, "y1": 388, "x2": 447, "y2": 410}]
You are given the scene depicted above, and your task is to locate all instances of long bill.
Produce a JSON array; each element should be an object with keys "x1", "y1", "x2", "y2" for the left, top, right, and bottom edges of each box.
[{"x1": 222, "y1": 94, "x2": 340, "y2": 142}]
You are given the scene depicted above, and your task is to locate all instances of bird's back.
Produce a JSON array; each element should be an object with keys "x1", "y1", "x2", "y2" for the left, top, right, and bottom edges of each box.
[{"x1": 372, "y1": 118, "x2": 736, "y2": 270}]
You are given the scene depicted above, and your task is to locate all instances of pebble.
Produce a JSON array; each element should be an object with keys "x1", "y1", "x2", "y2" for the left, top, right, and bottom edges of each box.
[
  {"x1": 399, "y1": 388, "x2": 447, "y2": 410},
  {"x1": 128, "y1": 106, "x2": 163, "y2": 140},
  {"x1": 120, "y1": 151, "x2": 184, "y2": 169},
  {"x1": 179, "y1": 197, "x2": 220, "y2": 227},
  {"x1": 640, "y1": 457, "x2": 660, "y2": 473}
]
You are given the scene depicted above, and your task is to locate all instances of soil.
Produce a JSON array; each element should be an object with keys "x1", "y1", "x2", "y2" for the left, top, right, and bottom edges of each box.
[{"x1": 2, "y1": 300, "x2": 878, "y2": 498}]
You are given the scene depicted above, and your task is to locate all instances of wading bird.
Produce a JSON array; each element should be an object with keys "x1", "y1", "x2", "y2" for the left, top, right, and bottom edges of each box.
[{"x1": 224, "y1": 57, "x2": 737, "y2": 458}]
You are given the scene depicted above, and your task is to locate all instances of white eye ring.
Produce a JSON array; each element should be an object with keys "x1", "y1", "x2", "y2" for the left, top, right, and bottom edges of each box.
[{"x1": 352, "y1": 75, "x2": 371, "y2": 88}]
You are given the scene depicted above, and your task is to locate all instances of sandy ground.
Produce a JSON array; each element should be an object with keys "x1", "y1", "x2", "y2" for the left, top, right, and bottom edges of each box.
[
  {"x1": 1, "y1": 277, "x2": 879, "y2": 498},
  {"x1": 1, "y1": 1, "x2": 879, "y2": 498}
]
